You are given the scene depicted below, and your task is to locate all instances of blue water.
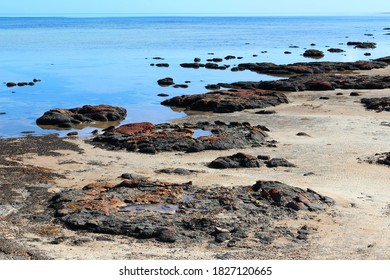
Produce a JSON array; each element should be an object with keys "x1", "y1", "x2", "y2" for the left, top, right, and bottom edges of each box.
[{"x1": 0, "y1": 16, "x2": 389, "y2": 137}]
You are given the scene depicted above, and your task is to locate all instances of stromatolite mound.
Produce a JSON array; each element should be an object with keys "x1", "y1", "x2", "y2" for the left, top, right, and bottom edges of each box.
[
  {"x1": 92, "y1": 121, "x2": 270, "y2": 154},
  {"x1": 209, "y1": 153, "x2": 263, "y2": 169},
  {"x1": 361, "y1": 97, "x2": 390, "y2": 112},
  {"x1": 232, "y1": 59, "x2": 388, "y2": 75},
  {"x1": 51, "y1": 179, "x2": 334, "y2": 243},
  {"x1": 161, "y1": 89, "x2": 288, "y2": 113},
  {"x1": 219, "y1": 75, "x2": 390, "y2": 92},
  {"x1": 36, "y1": 105, "x2": 127, "y2": 128}
]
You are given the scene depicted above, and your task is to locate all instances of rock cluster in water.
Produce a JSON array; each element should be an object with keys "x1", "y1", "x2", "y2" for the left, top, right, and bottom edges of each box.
[
  {"x1": 5, "y1": 79, "x2": 41, "y2": 88},
  {"x1": 36, "y1": 105, "x2": 127, "y2": 128},
  {"x1": 92, "y1": 121, "x2": 271, "y2": 154},
  {"x1": 51, "y1": 179, "x2": 334, "y2": 243}
]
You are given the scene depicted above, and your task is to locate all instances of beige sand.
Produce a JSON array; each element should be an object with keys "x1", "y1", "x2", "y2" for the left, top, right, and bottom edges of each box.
[{"x1": 14, "y1": 67, "x2": 390, "y2": 259}]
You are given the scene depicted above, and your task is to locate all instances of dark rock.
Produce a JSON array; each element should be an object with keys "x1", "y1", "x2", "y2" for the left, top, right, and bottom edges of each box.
[
  {"x1": 152, "y1": 57, "x2": 164, "y2": 60},
  {"x1": 17, "y1": 82, "x2": 28, "y2": 86},
  {"x1": 157, "y1": 228, "x2": 176, "y2": 243},
  {"x1": 173, "y1": 84, "x2": 188, "y2": 89},
  {"x1": 364, "y1": 53, "x2": 372, "y2": 56},
  {"x1": 303, "y1": 49, "x2": 324, "y2": 58},
  {"x1": 212, "y1": 58, "x2": 223, "y2": 62},
  {"x1": 255, "y1": 232, "x2": 274, "y2": 244},
  {"x1": 120, "y1": 173, "x2": 145, "y2": 180},
  {"x1": 303, "y1": 172, "x2": 315, "y2": 176},
  {"x1": 234, "y1": 58, "x2": 388, "y2": 76},
  {"x1": 257, "y1": 155, "x2": 271, "y2": 161},
  {"x1": 296, "y1": 132, "x2": 311, "y2": 137},
  {"x1": 161, "y1": 89, "x2": 288, "y2": 113},
  {"x1": 157, "y1": 168, "x2": 194, "y2": 175},
  {"x1": 266, "y1": 158, "x2": 296, "y2": 168},
  {"x1": 372, "y1": 152, "x2": 390, "y2": 166},
  {"x1": 205, "y1": 63, "x2": 227, "y2": 70},
  {"x1": 215, "y1": 232, "x2": 231, "y2": 243},
  {"x1": 209, "y1": 153, "x2": 263, "y2": 169},
  {"x1": 361, "y1": 97, "x2": 390, "y2": 112},
  {"x1": 224, "y1": 55, "x2": 236, "y2": 60},
  {"x1": 284, "y1": 51, "x2": 292, "y2": 54},
  {"x1": 36, "y1": 105, "x2": 127, "y2": 129},
  {"x1": 205, "y1": 84, "x2": 221, "y2": 90},
  {"x1": 194, "y1": 58, "x2": 201, "y2": 62},
  {"x1": 66, "y1": 132, "x2": 78, "y2": 136},
  {"x1": 320, "y1": 96, "x2": 330, "y2": 100},
  {"x1": 157, "y1": 93, "x2": 169, "y2": 97},
  {"x1": 347, "y1": 42, "x2": 376, "y2": 49},
  {"x1": 327, "y1": 48, "x2": 345, "y2": 53},
  {"x1": 6, "y1": 82, "x2": 16, "y2": 87},
  {"x1": 0, "y1": 112, "x2": 6, "y2": 115},
  {"x1": 336, "y1": 92, "x2": 344, "y2": 96},
  {"x1": 255, "y1": 110, "x2": 276, "y2": 115},
  {"x1": 155, "y1": 63, "x2": 169, "y2": 67},
  {"x1": 157, "y1": 77, "x2": 174, "y2": 87},
  {"x1": 180, "y1": 63, "x2": 202, "y2": 69},
  {"x1": 350, "y1": 92, "x2": 360, "y2": 96}
]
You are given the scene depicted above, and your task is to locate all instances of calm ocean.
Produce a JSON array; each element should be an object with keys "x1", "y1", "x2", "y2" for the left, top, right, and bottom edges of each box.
[{"x1": 0, "y1": 16, "x2": 389, "y2": 137}]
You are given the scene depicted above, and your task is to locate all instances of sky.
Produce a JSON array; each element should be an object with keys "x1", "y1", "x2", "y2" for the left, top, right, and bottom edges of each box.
[{"x1": 0, "y1": 0, "x2": 390, "y2": 16}]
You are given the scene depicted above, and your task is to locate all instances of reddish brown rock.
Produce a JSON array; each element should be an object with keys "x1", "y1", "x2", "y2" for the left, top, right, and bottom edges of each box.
[
  {"x1": 51, "y1": 179, "x2": 334, "y2": 243},
  {"x1": 92, "y1": 121, "x2": 270, "y2": 154}
]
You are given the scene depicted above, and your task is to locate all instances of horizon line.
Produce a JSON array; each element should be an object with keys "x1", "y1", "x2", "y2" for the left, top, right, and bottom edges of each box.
[{"x1": 0, "y1": 12, "x2": 388, "y2": 18}]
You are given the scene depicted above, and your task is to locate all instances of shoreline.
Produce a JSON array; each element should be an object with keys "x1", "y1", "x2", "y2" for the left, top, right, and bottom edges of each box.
[{"x1": 1, "y1": 65, "x2": 390, "y2": 259}]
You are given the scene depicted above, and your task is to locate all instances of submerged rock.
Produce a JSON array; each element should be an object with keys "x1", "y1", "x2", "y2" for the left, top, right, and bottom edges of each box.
[
  {"x1": 347, "y1": 42, "x2": 377, "y2": 49},
  {"x1": 157, "y1": 77, "x2": 175, "y2": 87},
  {"x1": 36, "y1": 105, "x2": 127, "y2": 129},
  {"x1": 303, "y1": 49, "x2": 325, "y2": 58}
]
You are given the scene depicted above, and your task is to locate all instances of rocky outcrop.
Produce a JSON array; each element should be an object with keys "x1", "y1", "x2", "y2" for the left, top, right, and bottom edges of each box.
[
  {"x1": 51, "y1": 179, "x2": 334, "y2": 243},
  {"x1": 361, "y1": 97, "x2": 390, "y2": 112},
  {"x1": 161, "y1": 89, "x2": 288, "y2": 113},
  {"x1": 219, "y1": 74, "x2": 390, "y2": 92},
  {"x1": 36, "y1": 105, "x2": 127, "y2": 128},
  {"x1": 233, "y1": 59, "x2": 388, "y2": 76},
  {"x1": 92, "y1": 121, "x2": 271, "y2": 154},
  {"x1": 327, "y1": 48, "x2": 345, "y2": 53}
]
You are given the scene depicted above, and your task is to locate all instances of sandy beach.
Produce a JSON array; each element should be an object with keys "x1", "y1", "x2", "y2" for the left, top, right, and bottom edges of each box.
[{"x1": 1, "y1": 64, "x2": 390, "y2": 260}]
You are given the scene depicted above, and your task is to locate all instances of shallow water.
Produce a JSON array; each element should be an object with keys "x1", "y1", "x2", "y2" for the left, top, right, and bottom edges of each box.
[{"x1": 1, "y1": 16, "x2": 389, "y2": 137}]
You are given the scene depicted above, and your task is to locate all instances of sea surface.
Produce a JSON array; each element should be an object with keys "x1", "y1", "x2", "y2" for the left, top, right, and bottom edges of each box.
[{"x1": 0, "y1": 16, "x2": 389, "y2": 137}]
